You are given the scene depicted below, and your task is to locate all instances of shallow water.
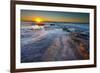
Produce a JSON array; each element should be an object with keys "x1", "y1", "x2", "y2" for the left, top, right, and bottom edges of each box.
[{"x1": 21, "y1": 22, "x2": 89, "y2": 63}]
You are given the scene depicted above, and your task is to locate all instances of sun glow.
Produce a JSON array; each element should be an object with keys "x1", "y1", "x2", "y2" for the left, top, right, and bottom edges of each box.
[{"x1": 35, "y1": 18, "x2": 43, "y2": 23}]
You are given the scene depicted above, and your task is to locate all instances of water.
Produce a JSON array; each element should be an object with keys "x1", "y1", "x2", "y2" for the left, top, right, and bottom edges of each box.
[{"x1": 21, "y1": 22, "x2": 89, "y2": 63}]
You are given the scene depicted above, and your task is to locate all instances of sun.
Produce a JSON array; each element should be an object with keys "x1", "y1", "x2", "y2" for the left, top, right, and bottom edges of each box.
[{"x1": 35, "y1": 18, "x2": 43, "y2": 23}]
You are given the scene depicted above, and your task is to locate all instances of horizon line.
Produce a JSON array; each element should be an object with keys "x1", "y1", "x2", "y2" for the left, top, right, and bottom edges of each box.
[{"x1": 21, "y1": 20, "x2": 89, "y2": 24}]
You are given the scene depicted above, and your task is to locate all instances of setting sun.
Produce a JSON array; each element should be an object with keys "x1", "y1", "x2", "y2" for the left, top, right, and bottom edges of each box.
[{"x1": 35, "y1": 18, "x2": 43, "y2": 23}]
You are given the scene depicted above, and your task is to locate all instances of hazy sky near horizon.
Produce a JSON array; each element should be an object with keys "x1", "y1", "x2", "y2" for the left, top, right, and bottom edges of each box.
[{"x1": 21, "y1": 10, "x2": 89, "y2": 23}]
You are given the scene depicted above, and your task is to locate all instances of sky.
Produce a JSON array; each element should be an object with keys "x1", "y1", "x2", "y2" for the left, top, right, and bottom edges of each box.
[{"x1": 21, "y1": 10, "x2": 89, "y2": 23}]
